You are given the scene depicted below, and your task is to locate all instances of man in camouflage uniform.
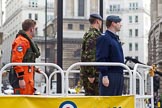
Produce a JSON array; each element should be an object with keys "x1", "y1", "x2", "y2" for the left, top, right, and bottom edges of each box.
[{"x1": 80, "y1": 14, "x2": 103, "y2": 96}]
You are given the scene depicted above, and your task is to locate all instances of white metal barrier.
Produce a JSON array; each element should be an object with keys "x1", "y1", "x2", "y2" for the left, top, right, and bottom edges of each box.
[
  {"x1": 0, "y1": 63, "x2": 64, "y2": 95},
  {"x1": 49, "y1": 70, "x2": 65, "y2": 95},
  {"x1": 0, "y1": 62, "x2": 155, "y2": 108},
  {"x1": 123, "y1": 70, "x2": 142, "y2": 95},
  {"x1": 133, "y1": 63, "x2": 154, "y2": 108},
  {"x1": 65, "y1": 62, "x2": 133, "y2": 96}
]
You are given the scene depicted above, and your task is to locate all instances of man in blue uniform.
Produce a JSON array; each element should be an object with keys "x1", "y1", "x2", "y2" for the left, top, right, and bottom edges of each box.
[{"x1": 96, "y1": 15, "x2": 124, "y2": 96}]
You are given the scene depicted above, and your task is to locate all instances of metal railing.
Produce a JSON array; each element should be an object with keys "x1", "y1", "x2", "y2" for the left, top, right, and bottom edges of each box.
[
  {"x1": 48, "y1": 70, "x2": 64, "y2": 95},
  {"x1": 0, "y1": 62, "x2": 154, "y2": 108},
  {"x1": 0, "y1": 63, "x2": 64, "y2": 95},
  {"x1": 65, "y1": 62, "x2": 132, "y2": 96},
  {"x1": 133, "y1": 63, "x2": 153, "y2": 108}
]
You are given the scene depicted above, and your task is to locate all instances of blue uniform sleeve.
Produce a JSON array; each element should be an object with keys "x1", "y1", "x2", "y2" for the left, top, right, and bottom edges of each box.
[{"x1": 96, "y1": 35, "x2": 110, "y2": 76}]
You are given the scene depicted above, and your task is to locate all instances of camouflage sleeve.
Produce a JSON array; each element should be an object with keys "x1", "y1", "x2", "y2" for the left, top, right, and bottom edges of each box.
[{"x1": 83, "y1": 34, "x2": 97, "y2": 77}]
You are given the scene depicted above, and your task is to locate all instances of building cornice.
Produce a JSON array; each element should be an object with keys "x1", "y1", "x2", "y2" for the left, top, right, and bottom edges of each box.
[
  {"x1": 107, "y1": 8, "x2": 150, "y2": 16},
  {"x1": 34, "y1": 36, "x2": 82, "y2": 44},
  {"x1": 53, "y1": 17, "x2": 88, "y2": 22},
  {"x1": 62, "y1": 38, "x2": 82, "y2": 43}
]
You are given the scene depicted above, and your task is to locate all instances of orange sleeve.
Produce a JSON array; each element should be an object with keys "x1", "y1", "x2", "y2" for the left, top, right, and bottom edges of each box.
[{"x1": 11, "y1": 35, "x2": 30, "y2": 77}]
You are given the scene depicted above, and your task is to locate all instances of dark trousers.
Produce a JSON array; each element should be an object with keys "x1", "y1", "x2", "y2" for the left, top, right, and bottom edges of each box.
[{"x1": 99, "y1": 72, "x2": 124, "y2": 96}]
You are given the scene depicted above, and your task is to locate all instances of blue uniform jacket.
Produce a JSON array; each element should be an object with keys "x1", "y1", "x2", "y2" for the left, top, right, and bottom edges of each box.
[{"x1": 96, "y1": 30, "x2": 124, "y2": 76}]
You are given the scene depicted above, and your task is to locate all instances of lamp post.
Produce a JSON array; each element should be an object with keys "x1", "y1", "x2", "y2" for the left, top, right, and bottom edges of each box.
[
  {"x1": 100, "y1": 0, "x2": 103, "y2": 32},
  {"x1": 45, "y1": 0, "x2": 47, "y2": 64},
  {"x1": 57, "y1": 0, "x2": 63, "y2": 93}
]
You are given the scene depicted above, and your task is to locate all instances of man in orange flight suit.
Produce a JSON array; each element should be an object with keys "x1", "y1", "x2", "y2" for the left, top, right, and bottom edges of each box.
[{"x1": 11, "y1": 19, "x2": 40, "y2": 95}]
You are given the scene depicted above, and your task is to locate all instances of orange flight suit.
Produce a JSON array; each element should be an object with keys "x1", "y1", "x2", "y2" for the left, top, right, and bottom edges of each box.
[{"x1": 11, "y1": 34, "x2": 35, "y2": 95}]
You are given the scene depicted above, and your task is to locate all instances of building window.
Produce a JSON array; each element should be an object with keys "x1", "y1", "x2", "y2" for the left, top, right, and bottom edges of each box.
[
  {"x1": 129, "y1": 16, "x2": 132, "y2": 23},
  {"x1": 113, "y1": 5, "x2": 117, "y2": 11},
  {"x1": 129, "y1": 2, "x2": 138, "y2": 10},
  {"x1": 136, "y1": 3, "x2": 138, "y2": 9},
  {"x1": 118, "y1": 5, "x2": 120, "y2": 11},
  {"x1": 129, "y1": 3, "x2": 132, "y2": 10},
  {"x1": 68, "y1": 24, "x2": 73, "y2": 30},
  {"x1": 110, "y1": 4, "x2": 120, "y2": 11},
  {"x1": 79, "y1": 24, "x2": 84, "y2": 30},
  {"x1": 35, "y1": 14, "x2": 38, "y2": 20},
  {"x1": 110, "y1": 5, "x2": 112, "y2": 11},
  {"x1": 32, "y1": 2, "x2": 35, "y2": 7},
  {"x1": 135, "y1": 43, "x2": 138, "y2": 51},
  {"x1": 29, "y1": 13, "x2": 32, "y2": 19},
  {"x1": 47, "y1": 2, "x2": 54, "y2": 9},
  {"x1": 35, "y1": 3, "x2": 38, "y2": 7},
  {"x1": 29, "y1": 0, "x2": 38, "y2": 8},
  {"x1": 132, "y1": 3, "x2": 135, "y2": 10},
  {"x1": 135, "y1": 29, "x2": 138, "y2": 37},
  {"x1": 135, "y1": 16, "x2": 138, "y2": 23},
  {"x1": 129, "y1": 29, "x2": 132, "y2": 37},
  {"x1": 78, "y1": 0, "x2": 84, "y2": 16},
  {"x1": 129, "y1": 43, "x2": 132, "y2": 51}
]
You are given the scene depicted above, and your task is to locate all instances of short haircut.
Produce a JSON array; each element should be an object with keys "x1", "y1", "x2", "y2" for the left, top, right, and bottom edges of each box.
[
  {"x1": 22, "y1": 19, "x2": 36, "y2": 31},
  {"x1": 106, "y1": 20, "x2": 112, "y2": 28},
  {"x1": 89, "y1": 17, "x2": 97, "y2": 24}
]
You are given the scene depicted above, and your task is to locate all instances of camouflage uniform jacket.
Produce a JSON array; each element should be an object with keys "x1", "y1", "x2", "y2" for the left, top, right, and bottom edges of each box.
[{"x1": 80, "y1": 27, "x2": 101, "y2": 78}]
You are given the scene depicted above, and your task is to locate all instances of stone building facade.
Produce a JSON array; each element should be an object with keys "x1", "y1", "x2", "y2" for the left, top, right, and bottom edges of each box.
[
  {"x1": 148, "y1": 0, "x2": 162, "y2": 94},
  {"x1": 148, "y1": 0, "x2": 162, "y2": 67}
]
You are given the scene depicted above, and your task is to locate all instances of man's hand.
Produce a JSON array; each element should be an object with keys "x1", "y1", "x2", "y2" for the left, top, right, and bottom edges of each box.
[
  {"x1": 35, "y1": 68, "x2": 43, "y2": 74},
  {"x1": 102, "y1": 76, "x2": 109, "y2": 87},
  {"x1": 88, "y1": 77, "x2": 95, "y2": 83},
  {"x1": 19, "y1": 79, "x2": 26, "y2": 89}
]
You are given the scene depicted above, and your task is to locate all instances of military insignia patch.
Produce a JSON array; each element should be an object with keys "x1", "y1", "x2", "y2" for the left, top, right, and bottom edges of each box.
[{"x1": 17, "y1": 46, "x2": 23, "y2": 52}]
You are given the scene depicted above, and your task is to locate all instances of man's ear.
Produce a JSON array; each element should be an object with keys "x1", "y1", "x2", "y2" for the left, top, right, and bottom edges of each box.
[
  {"x1": 30, "y1": 28, "x2": 33, "y2": 32},
  {"x1": 96, "y1": 19, "x2": 99, "y2": 24},
  {"x1": 112, "y1": 22, "x2": 116, "y2": 26}
]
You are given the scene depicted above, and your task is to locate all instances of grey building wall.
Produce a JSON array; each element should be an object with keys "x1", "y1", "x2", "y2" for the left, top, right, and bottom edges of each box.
[
  {"x1": 148, "y1": 0, "x2": 162, "y2": 65},
  {"x1": 148, "y1": 0, "x2": 162, "y2": 93}
]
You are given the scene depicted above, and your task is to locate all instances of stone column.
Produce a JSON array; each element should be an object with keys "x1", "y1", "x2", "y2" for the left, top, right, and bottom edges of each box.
[
  {"x1": 86, "y1": 0, "x2": 90, "y2": 18},
  {"x1": 158, "y1": 0, "x2": 162, "y2": 17},
  {"x1": 54, "y1": 0, "x2": 57, "y2": 18},
  {"x1": 74, "y1": 0, "x2": 78, "y2": 18},
  {"x1": 63, "y1": 0, "x2": 66, "y2": 17}
]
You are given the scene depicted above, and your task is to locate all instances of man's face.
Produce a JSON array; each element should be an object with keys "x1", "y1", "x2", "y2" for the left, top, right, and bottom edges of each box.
[
  {"x1": 30, "y1": 26, "x2": 35, "y2": 37},
  {"x1": 113, "y1": 22, "x2": 122, "y2": 32}
]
